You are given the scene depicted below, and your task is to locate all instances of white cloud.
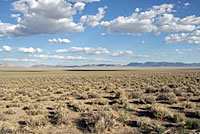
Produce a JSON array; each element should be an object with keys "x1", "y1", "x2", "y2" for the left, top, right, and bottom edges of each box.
[
  {"x1": 56, "y1": 49, "x2": 68, "y2": 53},
  {"x1": 180, "y1": 15, "x2": 200, "y2": 25},
  {"x1": 100, "y1": 3, "x2": 199, "y2": 36},
  {"x1": 135, "y1": 8, "x2": 141, "y2": 13},
  {"x1": 101, "y1": 33, "x2": 106, "y2": 36},
  {"x1": 55, "y1": 46, "x2": 149, "y2": 58},
  {"x1": 18, "y1": 47, "x2": 43, "y2": 53},
  {"x1": 2, "y1": 58, "x2": 38, "y2": 62},
  {"x1": 175, "y1": 49, "x2": 183, "y2": 54},
  {"x1": 174, "y1": 48, "x2": 192, "y2": 55},
  {"x1": 48, "y1": 38, "x2": 71, "y2": 44},
  {"x1": 184, "y1": 2, "x2": 190, "y2": 6},
  {"x1": 101, "y1": 4, "x2": 174, "y2": 35},
  {"x1": 165, "y1": 30, "x2": 200, "y2": 45},
  {"x1": 0, "y1": 0, "x2": 84, "y2": 38},
  {"x1": 81, "y1": 6, "x2": 107, "y2": 27},
  {"x1": 68, "y1": 0, "x2": 100, "y2": 3},
  {"x1": 73, "y1": 2, "x2": 85, "y2": 11},
  {"x1": 109, "y1": 50, "x2": 133, "y2": 57},
  {"x1": 32, "y1": 54, "x2": 112, "y2": 61},
  {"x1": 69, "y1": 47, "x2": 109, "y2": 55},
  {"x1": 0, "y1": 46, "x2": 13, "y2": 52},
  {"x1": 142, "y1": 40, "x2": 146, "y2": 44}
]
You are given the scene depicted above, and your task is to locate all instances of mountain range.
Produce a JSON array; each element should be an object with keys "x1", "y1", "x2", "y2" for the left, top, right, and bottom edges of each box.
[{"x1": 1, "y1": 62, "x2": 200, "y2": 68}]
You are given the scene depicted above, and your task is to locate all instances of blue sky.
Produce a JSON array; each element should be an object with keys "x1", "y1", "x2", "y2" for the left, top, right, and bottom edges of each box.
[{"x1": 0, "y1": 0, "x2": 200, "y2": 66}]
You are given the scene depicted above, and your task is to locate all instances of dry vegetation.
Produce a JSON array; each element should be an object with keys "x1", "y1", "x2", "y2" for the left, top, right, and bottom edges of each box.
[{"x1": 0, "y1": 69, "x2": 200, "y2": 134}]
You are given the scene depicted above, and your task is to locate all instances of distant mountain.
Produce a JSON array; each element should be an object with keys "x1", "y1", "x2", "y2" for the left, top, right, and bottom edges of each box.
[
  {"x1": 0, "y1": 63, "x2": 14, "y2": 68},
  {"x1": 31, "y1": 64, "x2": 123, "y2": 68},
  {"x1": 31, "y1": 62, "x2": 200, "y2": 68},
  {"x1": 127, "y1": 62, "x2": 200, "y2": 67},
  {"x1": 31, "y1": 64, "x2": 56, "y2": 68}
]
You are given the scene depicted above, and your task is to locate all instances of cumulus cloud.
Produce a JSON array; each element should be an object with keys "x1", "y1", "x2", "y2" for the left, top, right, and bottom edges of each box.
[
  {"x1": 184, "y1": 2, "x2": 190, "y2": 6},
  {"x1": 73, "y1": 2, "x2": 85, "y2": 11},
  {"x1": 0, "y1": 0, "x2": 85, "y2": 38},
  {"x1": 174, "y1": 48, "x2": 192, "y2": 55},
  {"x1": 0, "y1": 46, "x2": 13, "y2": 52},
  {"x1": 32, "y1": 54, "x2": 112, "y2": 61},
  {"x1": 68, "y1": 0, "x2": 100, "y2": 3},
  {"x1": 81, "y1": 6, "x2": 107, "y2": 27},
  {"x1": 48, "y1": 38, "x2": 71, "y2": 44},
  {"x1": 18, "y1": 47, "x2": 43, "y2": 53},
  {"x1": 165, "y1": 30, "x2": 200, "y2": 45},
  {"x1": 2, "y1": 58, "x2": 38, "y2": 62},
  {"x1": 55, "y1": 46, "x2": 149, "y2": 58},
  {"x1": 100, "y1": 3, "x2": 199, "y2": 35}
]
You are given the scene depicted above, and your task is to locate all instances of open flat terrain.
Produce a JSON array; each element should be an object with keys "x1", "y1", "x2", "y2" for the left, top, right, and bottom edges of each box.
[{"x1": 0, "y1": 68, "x2": 200, "y2": 134}]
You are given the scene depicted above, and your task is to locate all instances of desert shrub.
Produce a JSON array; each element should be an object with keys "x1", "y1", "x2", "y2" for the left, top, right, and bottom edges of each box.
[
  {"x1": 117, "y1": 110, "x2": 128, "y2": 124},
  {"x1": 6, "y1": 103, "x2": 20, "y2": 108},
  {"x1": 136, "y1": 117, "x2": 165, "y2": 132},
  {"x1": 78, "y1": 93, "x2": 89, "y2": 99},
  {"x1": 23, "y1": 104, "x2": 46, "y2": 116},
  {"x1": 129, "y1": 91, "x2": 143, "y2": 99},
  {"x1": 140, "y1": 95, "x2": 156, "y2": 104},
  {"x1": 160, "y1": 87, "x2": 171, "y2": 93},
  {"x1": 173, "y1": 88, "x2": 183, "y2": 96},
  {"x1": 92, "y1": 98, "x2": 108, "y2": 105},
  {"x1": 0, "y1": 121, "x2": 16, "y2": 133},
  {"x1": 68, "y1": 101, "x2": 87, "y2": 112},
  {"x1": 115, "y1": 90, "x2": 126, "y2": 99},
  {"x1": 157, "y1": 92, "x2": 178, "y2": 104},
  {"x1": 124, "y1": 102, "x2": 137, "y2": 111},
  {"x1": 0, "y1": 113, "x2": 5, "y2": 121},
  {"x1": 186, "y1": 119, "x2": 200, "y2": 129},
  {"x1": 4, "y1": 109, "x2": 16, "y2": 115},
  {"x1": 182, "y1": 101, "x2": 196, "y2": 109},
  {"x1": 24, "y1": 117, "x2": 48, "y2": 128},
  {"x1": 150, "y1": 104, "x2": 174, "y2": 120},
  {"x1": 54, "y1": 108, "x2": 70, "y2": 125},
  {"x1": 173, "y1": 113, "x2": 186, "y2": 123},
  {"x1": 88, "y1": 91, "x2": 101, "y2": 99},
  {"x1": 136, "y1": 117, "x2": 152, "y2": 129},
  {"x1": 114, "y1": 90, "x2": 128, "y2": 105},
  {"x1": 83, "y1": 110, "x2": 117, "y2": 133},
  {"x1": 145, "y1": 86, "x2": 158, "y2": 93},
  {"x1": 194, "y1": 110, "x2": 200, "y2": 118}
]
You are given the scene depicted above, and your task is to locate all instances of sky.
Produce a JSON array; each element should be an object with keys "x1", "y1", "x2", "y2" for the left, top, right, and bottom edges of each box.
[{"x1": 0, "y1": 0, "x2": 200, "y2": 66}]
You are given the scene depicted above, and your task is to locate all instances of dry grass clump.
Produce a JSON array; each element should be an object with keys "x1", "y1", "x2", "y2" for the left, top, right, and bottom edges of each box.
[
  {"x1": 150, "y1": 104, "x2": 174, "y2": 120},
  {"x1": 173, "y1": 88, "x2": 183, "y2": 96},
  {"x1": 140, "y1": 95, "x2": 156, "y2": 104},
  {"x1": 68, "y1": 100, "x2": 87, "y2": 112},
  {"x1": 173, "y1": 113, "x2": 186, "y2": 123},
  {"x1": 129, "y1": 91, "x2": 143, "y2": 99},
  {"x1": 0, "y1": 121, "x2": 16, "y2": 133},
  {"x1": 136, "y1": 117, "x2": 165, "y2": 133},
  {"x1": 92, "y1": 98, "x2": 109, "y2": 105},
  {"x1": 194, "y1": 110, "x2": 200, "y2": 118},
  {"x1": 186, "y1": 119, "x2": 200, "y2": 129},
  {"x1": 124, "y1": 102, "x2": 137, "y2": 111},
  {"x1": 22, "y1": 116, "x2": 48, "y2": 128},
  {"x1": 157, "y1": 92, "x2": 178, "y2": 104},
  {"x1": 0, "y1": 113, "x2": 5, "y2": 121},
  {"x1": 145, "y1": 86, "x2": 158, "y2": 93},
  {"x1": 53, "y1": 108, "x2": 71, "y2": 125},
  {"x1": 182, "y1": 101, "x2": 196, "y2": 109},
  {"x1": 23, "y1": 104, "x2": 46, "y2": 116},
  {"x1": 4, "y1": 109, "x2": 16, "y2": 115},
  {"x1": 83, "y1": 110, "x2": 118, "y2": 133}
]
